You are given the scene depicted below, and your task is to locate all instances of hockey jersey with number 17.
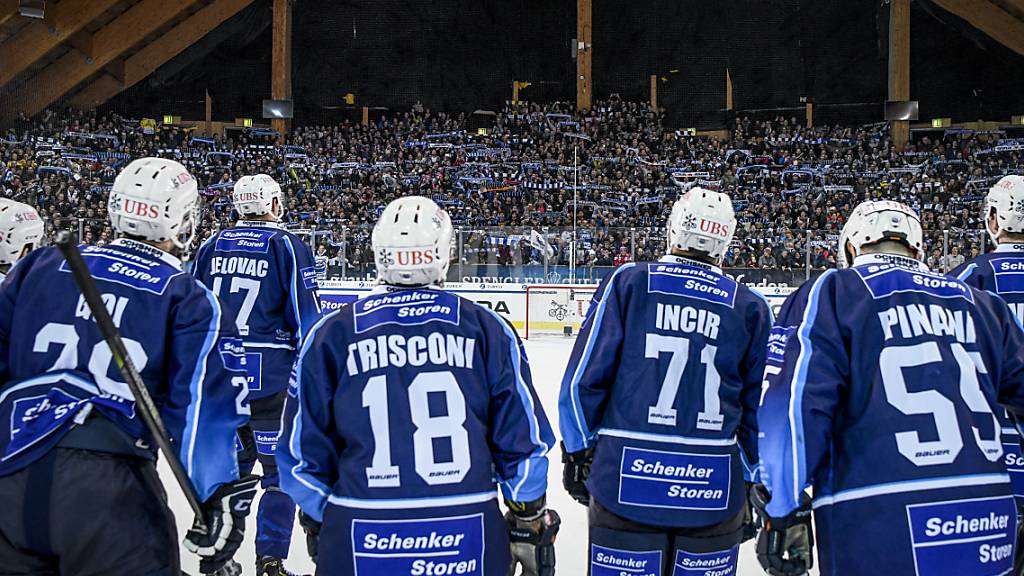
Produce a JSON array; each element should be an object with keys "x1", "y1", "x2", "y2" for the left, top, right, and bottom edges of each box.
[
  {"x1": 193, "y1": 220, "x2": 322, "y2": 399},
  {"x1": 760, "y1": 253, "x2": 1024, "y2": 576},
  {"x1": 559, "y1": 256, "x2": 771, "y2": 528},
  {"x1": 953, "y1": 243, "x2": 1024, "y2": 508}
]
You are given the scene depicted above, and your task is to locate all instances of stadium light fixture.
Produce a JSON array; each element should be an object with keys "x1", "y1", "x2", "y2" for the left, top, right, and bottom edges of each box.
[{"x1": 18, "y1": 0, "x2": 44, "y2": 19}]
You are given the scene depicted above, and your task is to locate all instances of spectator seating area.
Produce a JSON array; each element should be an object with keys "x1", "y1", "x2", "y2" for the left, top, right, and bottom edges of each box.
[{"x1": 2, "y1": 99, "x2": 1018, "y2": 281}]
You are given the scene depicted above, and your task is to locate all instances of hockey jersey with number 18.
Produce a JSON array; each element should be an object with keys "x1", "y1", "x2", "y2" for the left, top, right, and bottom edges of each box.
[
  {"x1": 760, "y1": 253, "x2": 1024, "y2": 576},
  {"x1": 193, "y1": 221, "x2": 322, "y2": 399},
  {"x1": 278, "y1": 286, "x2": 555, "y2": 576},
  {"x1": 953, "y1": 243, "x2": 1024, "y2": 508},
  {"x1": 559, "y1": 255, "x2": 771, "y2": 528}
]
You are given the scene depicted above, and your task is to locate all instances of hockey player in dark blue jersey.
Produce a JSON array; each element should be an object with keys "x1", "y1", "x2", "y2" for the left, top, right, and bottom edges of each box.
[
  {"x1": 193, "y1": 173, "x2": 322, "y2": 576},
  {"x1": 952, "y1": 174, "x2": 1024, "y2": 573},
  {"x1": 757, "y1": 199, "x2": 1024, "y2": 576},
  {"x1": 558, "y1": 188, "x2": 772, "y2": 576},
  {"x1": 0, "y1": 158, "x2": 257, "y2": 575},
  {"x1": 278, "y1": 196, "x2": 560, "y2": 576},
  {"x1": 0, "y1": 198, "x2": 43, "y2": 283}
]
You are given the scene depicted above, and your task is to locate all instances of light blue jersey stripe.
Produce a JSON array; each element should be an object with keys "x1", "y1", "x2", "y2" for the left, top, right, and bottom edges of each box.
[
  {"x1": 481, "y1": 306, "x2": 549, "y2": 501},
  {"x1": 182, "y1": 288, "x2": 222, "y2": 498},
  {"x1": 782, "y1": 269, "x2": 834, "y2": 515},
  {"x1": 565, "y1": 263, "x2": 635, "y2": 449},
  {"x1": 284, "y1": 310, "x2": 341, "y2": 521},
  {"x1": 282, "y1": 236, "x2": 305, "y2": 344},
  {"x1": 957, "y1": 263, "x2": 978, "y2": 281}
]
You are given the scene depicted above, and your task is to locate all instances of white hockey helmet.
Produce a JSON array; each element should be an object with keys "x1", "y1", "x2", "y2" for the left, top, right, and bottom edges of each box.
[
  {"x1": 667, "y1": 187, "x2": 736, "y2": 261},
  {"x1": 0, "y1": 199, "x2": 44, "y2": 267},
  {"x1": 372, "y1": 196, "x2": 453, "y2": 286},
  {"x1": 233, "y1": 174, "x2": 283, "y2": 220},
  {"x1": 837, "y1": 200, "x2": 923, "y2": 268},
  {"x1": 984, "y1": 175, "x2": 1024, "y2": 243},
  {"x1": 108, "y1": 158, "x2": 199, "y2": 252}
]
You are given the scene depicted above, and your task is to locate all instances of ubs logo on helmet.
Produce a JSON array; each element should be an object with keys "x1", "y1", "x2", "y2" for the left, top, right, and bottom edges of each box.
[
  {"x1": 699, "y1": 219, "x2": 730, "y2": 237},
  {"x1": 396, "y1": 250, "x2": 434, "y2": 266},
  {"x1": 13, "y1": 211, "x2": 38, "y2": 223},
  {"x1": 121, "y1": 199, "x2": 160, "y2": 219}
]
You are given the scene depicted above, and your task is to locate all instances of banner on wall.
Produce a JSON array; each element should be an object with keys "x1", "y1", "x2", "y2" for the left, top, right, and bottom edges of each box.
[{"x1": 318, "y1": 280, "x2": 796, "y2": 329}]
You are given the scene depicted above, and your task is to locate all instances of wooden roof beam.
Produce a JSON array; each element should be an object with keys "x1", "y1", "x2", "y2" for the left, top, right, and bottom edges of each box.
[
  {"x1": 931, "y1": 0, "x2": 1024, "y2": 56},
  {"x1": 0, "y1": 0, "x2": 18, "y2": 28},
  {"x1": 0, "y1": 0, "x2": 120, "y2": 87},
  {"x1": 1, "y1": 0, "x2": 204, "y2": 120},
  {"x1": 71, "y1": 0, "x2": 254, "y2": 109}
]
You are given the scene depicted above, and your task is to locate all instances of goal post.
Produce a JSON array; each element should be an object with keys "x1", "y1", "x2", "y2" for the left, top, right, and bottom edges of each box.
[{"x1": 524, "y1": 284, "x2": 598, "y2": 339}]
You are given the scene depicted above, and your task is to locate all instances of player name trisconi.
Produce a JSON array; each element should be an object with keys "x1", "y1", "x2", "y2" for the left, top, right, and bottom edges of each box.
[{"x1": 346, "y1": 332, "x2": 476, "y2": 376}]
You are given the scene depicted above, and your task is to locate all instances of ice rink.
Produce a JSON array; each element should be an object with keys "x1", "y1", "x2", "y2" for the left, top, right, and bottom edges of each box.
[{"x1": 167, "y1": 336, "x2": 817, "y2": 576}]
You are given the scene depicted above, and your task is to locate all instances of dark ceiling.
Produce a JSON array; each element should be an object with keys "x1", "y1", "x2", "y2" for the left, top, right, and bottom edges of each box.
[{"x1": 100, "y1": 0, "x2": 1024, "y2": 127}]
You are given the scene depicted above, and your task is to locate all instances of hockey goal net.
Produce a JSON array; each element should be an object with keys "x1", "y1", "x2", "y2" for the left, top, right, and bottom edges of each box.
[{"x1": 524, "y1": 284, "x2": 598, "y2": 339}]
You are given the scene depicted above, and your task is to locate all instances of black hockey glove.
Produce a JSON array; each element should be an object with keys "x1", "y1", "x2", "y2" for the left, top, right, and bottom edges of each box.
[
  {"x1": 750, "y1": 483, "x2": 814, "y2": 576},
  {"x1": 561, "y1": 442, "x2": 593, "y2": 506},
  {"x1": 740, "y1": 482, "x2": 758, "y2": 543},
  {"x1": 183, "y1": 475, "x2": 260, "y2": 574},
  {"x1": 299, "y1": 510, "x2": 322, "y2": 564},
  {"x1": 505, "y1": 496, "x2": 560, "y2": 576}
]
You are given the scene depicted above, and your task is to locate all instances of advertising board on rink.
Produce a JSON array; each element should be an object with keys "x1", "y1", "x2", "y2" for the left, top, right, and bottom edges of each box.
[{"x1": 318, "y1": 280, "x2": 795, "y2": 330}]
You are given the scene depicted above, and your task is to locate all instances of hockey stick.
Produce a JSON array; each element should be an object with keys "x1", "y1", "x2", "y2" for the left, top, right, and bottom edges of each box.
[{"x1": 55, "y1": 231, "x2": 207, "y2": 532}]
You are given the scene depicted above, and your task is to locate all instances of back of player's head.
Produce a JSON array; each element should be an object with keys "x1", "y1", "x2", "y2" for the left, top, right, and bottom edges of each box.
[
  {"x1": 372, "y1": 196, "x2": 453, "y2": 287},
  {"x1": 837, "y1": 200, "x2": 923, "y2": 268},
  {"x1": 108, "y1": 157, "x2": 199, "y2": 253},
  {"x1": 666, "y1": 187, "x2": 736, "y2": 262},
  {"x1": 985, "y1": 175, "x2": 1024, "y2": 243},
  {"x1": 0, "y1": 198, "x2": 43, "y2": 267},
  {"x1": 233, "y1": 174, "x2": 283, "y2": 220}
]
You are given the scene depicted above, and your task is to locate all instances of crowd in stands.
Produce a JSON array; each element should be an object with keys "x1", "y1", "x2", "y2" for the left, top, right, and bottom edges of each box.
[{"x1": 1, "y1": 98, "x2": 1019, "y2": 280}]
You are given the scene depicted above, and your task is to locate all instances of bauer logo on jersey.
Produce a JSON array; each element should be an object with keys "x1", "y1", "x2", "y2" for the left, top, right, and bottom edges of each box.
[
  {"x1": 354, "y1": 290, "x2": 460, "y2": 333},
  {"x1": 618, "y1": 447, "x2": 730, "y2": 510},
  {"x1": 990, "y1": 258, "x2": 1024, "y2": 294},
  {"x1": 856, "y1": 265, "x2": 974, "y2": 303},
  {"x1": 647, "y1": 264, "x2": 736, "y2": 308},
  {"x1": 906, "y1": 495, "x2": 1016, "y2": 576},
  {"x1": 60, "y1": 247, "x2": 181, "y2": 295},
  {"x1": 300, "y1": 265, "x2": 319, "y2": 289},
  {"x1": 767, "y1": 326, "x2": 796, "y2": 363},
  {"x1": 215, "y1": 229, "x2": 274, "y2": 254},
  {"x1": 590, "y1": 544, "x2": 660, "y2": 576},
  {"x1": 351, "y1": 514, "x2": 484, "y2": 576}
]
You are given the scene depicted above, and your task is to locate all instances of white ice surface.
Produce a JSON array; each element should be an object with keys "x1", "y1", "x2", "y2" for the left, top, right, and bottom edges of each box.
[{"x1": 167, "y1": 336, "x2": 817, "y2": 575}]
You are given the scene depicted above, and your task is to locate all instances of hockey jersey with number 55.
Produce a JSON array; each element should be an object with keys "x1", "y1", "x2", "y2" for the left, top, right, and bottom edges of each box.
[
  {"x1": 760, "y1": 253, "x2": 1024, "y2": 576},
  {"x1": 559, "y1": 255, "x2": 772, "y2": 528},
  {"x1": 193, "y1": 220, "x2": 322, "y2": 399}
]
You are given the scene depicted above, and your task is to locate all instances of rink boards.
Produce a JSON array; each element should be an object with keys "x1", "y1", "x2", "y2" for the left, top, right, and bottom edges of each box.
[{"x1": 318, "y1": 281, "x2": 795, "y2": 330}]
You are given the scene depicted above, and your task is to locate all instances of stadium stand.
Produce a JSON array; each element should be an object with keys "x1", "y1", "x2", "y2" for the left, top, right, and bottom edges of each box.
[{"x1": 1, "y1": 98, "x2": 1016, "y2": 281}]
